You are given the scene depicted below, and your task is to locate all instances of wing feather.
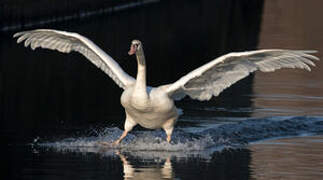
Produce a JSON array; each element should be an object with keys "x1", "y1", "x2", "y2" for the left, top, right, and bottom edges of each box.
[
  {"x1": 13, "y1": 29, "x2": 135, "y2": 89},
  {"x1": 165, "y1": 49, "x2": 319, "y2": 101}
]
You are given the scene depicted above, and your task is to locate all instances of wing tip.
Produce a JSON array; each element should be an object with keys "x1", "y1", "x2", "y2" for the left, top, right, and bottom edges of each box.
[
  {"x1": 291, "y1": 50, "x2": 320, "y2": 61},
  {"x1": 13, "y1": 31, "x2": 28, "y2": 39},
  {"x1": 302, "y1": 50, "x2": 318, "y2": 54},
  {"x1": 303, "y1": 50, "x2": 320, "y2": 61},
  {"x1": 13, "y1": 32, "x2": 21, "y2": 38}
]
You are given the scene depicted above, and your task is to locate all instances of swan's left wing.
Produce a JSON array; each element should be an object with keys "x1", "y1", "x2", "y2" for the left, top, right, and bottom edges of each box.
[{"x1": 165, "y1": 49, "x2": 319, "y2": 101}]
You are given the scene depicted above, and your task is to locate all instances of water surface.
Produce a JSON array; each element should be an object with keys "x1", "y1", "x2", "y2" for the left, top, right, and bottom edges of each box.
[{"x1": 250, "y1": 136, "x2": 323, "y2": 180}]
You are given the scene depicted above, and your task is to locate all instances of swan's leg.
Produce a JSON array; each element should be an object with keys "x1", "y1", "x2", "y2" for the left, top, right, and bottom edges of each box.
[
  {"x1": 113, "y1": 131, "x2": 128, "y2": 145},
  {"x1": 164, "y1": 126, "x2": 174, "y2": 143},
  {"x1": 113, "y1": 114, "x2": 137, "y2": 145},
  {"x1": 163, "y1": 117, "x2": 177, "y2": 143}
]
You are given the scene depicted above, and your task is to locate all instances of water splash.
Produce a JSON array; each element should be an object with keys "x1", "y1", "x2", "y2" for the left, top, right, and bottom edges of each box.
[{"x1": 37, "y1": 116, "x2": 323, "y2": 158}]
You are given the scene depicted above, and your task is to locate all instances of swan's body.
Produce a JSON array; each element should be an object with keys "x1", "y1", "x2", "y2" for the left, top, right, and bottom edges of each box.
[
  {"x1": 121, "y1": 85, "x2": 178, "y2": 137},
  {"x1": 13, "y1": 29, "x2": 319, "y2": 144}
]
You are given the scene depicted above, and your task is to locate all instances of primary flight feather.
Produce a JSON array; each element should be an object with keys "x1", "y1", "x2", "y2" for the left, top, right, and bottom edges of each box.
[{"x1": 14, "y1": 29, "x2": 319, "y2": 145}]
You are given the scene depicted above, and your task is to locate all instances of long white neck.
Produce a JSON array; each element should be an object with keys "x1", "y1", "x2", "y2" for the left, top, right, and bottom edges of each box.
[{"x1": 134, "y1": 48, "x2": 148, "y2": 97}]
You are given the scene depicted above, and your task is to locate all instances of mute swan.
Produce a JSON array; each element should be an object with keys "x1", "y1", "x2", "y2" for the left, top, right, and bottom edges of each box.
[{"x1": 13, "y1": 29, "x2": 319, "y2": 145}]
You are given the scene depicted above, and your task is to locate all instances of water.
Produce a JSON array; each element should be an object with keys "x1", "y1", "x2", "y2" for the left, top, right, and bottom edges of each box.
[
  {"x1": 250, "y1": 136, "x2": 323, "y2": 180},
  {"x1": 2, "y1": 0, "x2": 323, "y2": 179}
]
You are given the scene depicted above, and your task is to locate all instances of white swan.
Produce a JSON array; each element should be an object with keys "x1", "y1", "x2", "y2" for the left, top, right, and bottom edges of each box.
[{"x1": 13, "y1": 29, "x2": 319, "y2": 145}]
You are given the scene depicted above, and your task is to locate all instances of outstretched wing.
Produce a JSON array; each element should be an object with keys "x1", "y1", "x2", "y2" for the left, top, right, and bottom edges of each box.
[
  {"x1": 165, "y1": 49, "x2": 319, "y2": 101},
  {"x1": 13, "y1": 29, "x2": 135, "y2": 89}
]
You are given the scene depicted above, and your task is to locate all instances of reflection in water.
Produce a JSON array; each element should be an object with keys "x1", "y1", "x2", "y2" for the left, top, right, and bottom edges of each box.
[
  {"x1": 249, "y1": 136, "x2": 323, "y2": 180},
  {"x1": 116, "y1": 151, "x2": 173, "y2": 179},
  {"x1": 8, "y1": 145, "x2": 251, "y2": 180}
]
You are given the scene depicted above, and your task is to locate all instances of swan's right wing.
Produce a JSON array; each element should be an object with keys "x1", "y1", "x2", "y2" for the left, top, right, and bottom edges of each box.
[
  {"x1": 13, "y1": 29, "x2": 135, "y2": 89},
  {"x1": 165, "y1": 49, "x2": 319, "y2": 101}
]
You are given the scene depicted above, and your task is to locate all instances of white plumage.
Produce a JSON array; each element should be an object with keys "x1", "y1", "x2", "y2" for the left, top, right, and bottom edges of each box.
[
  {"x1": 14, "y1": 29, "x2": 319, "y2": 145},
  {"x1": 166, "y1": 49, "x2": 318, "y2": 101},
  {"x1": 14, "y1": 29, "x2": 135, "y2": 89}
]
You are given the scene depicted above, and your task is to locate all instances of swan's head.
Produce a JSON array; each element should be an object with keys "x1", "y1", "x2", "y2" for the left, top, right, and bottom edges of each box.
[{"x1": 128, "y1": 40, "x2": 142, "y2": 55}]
